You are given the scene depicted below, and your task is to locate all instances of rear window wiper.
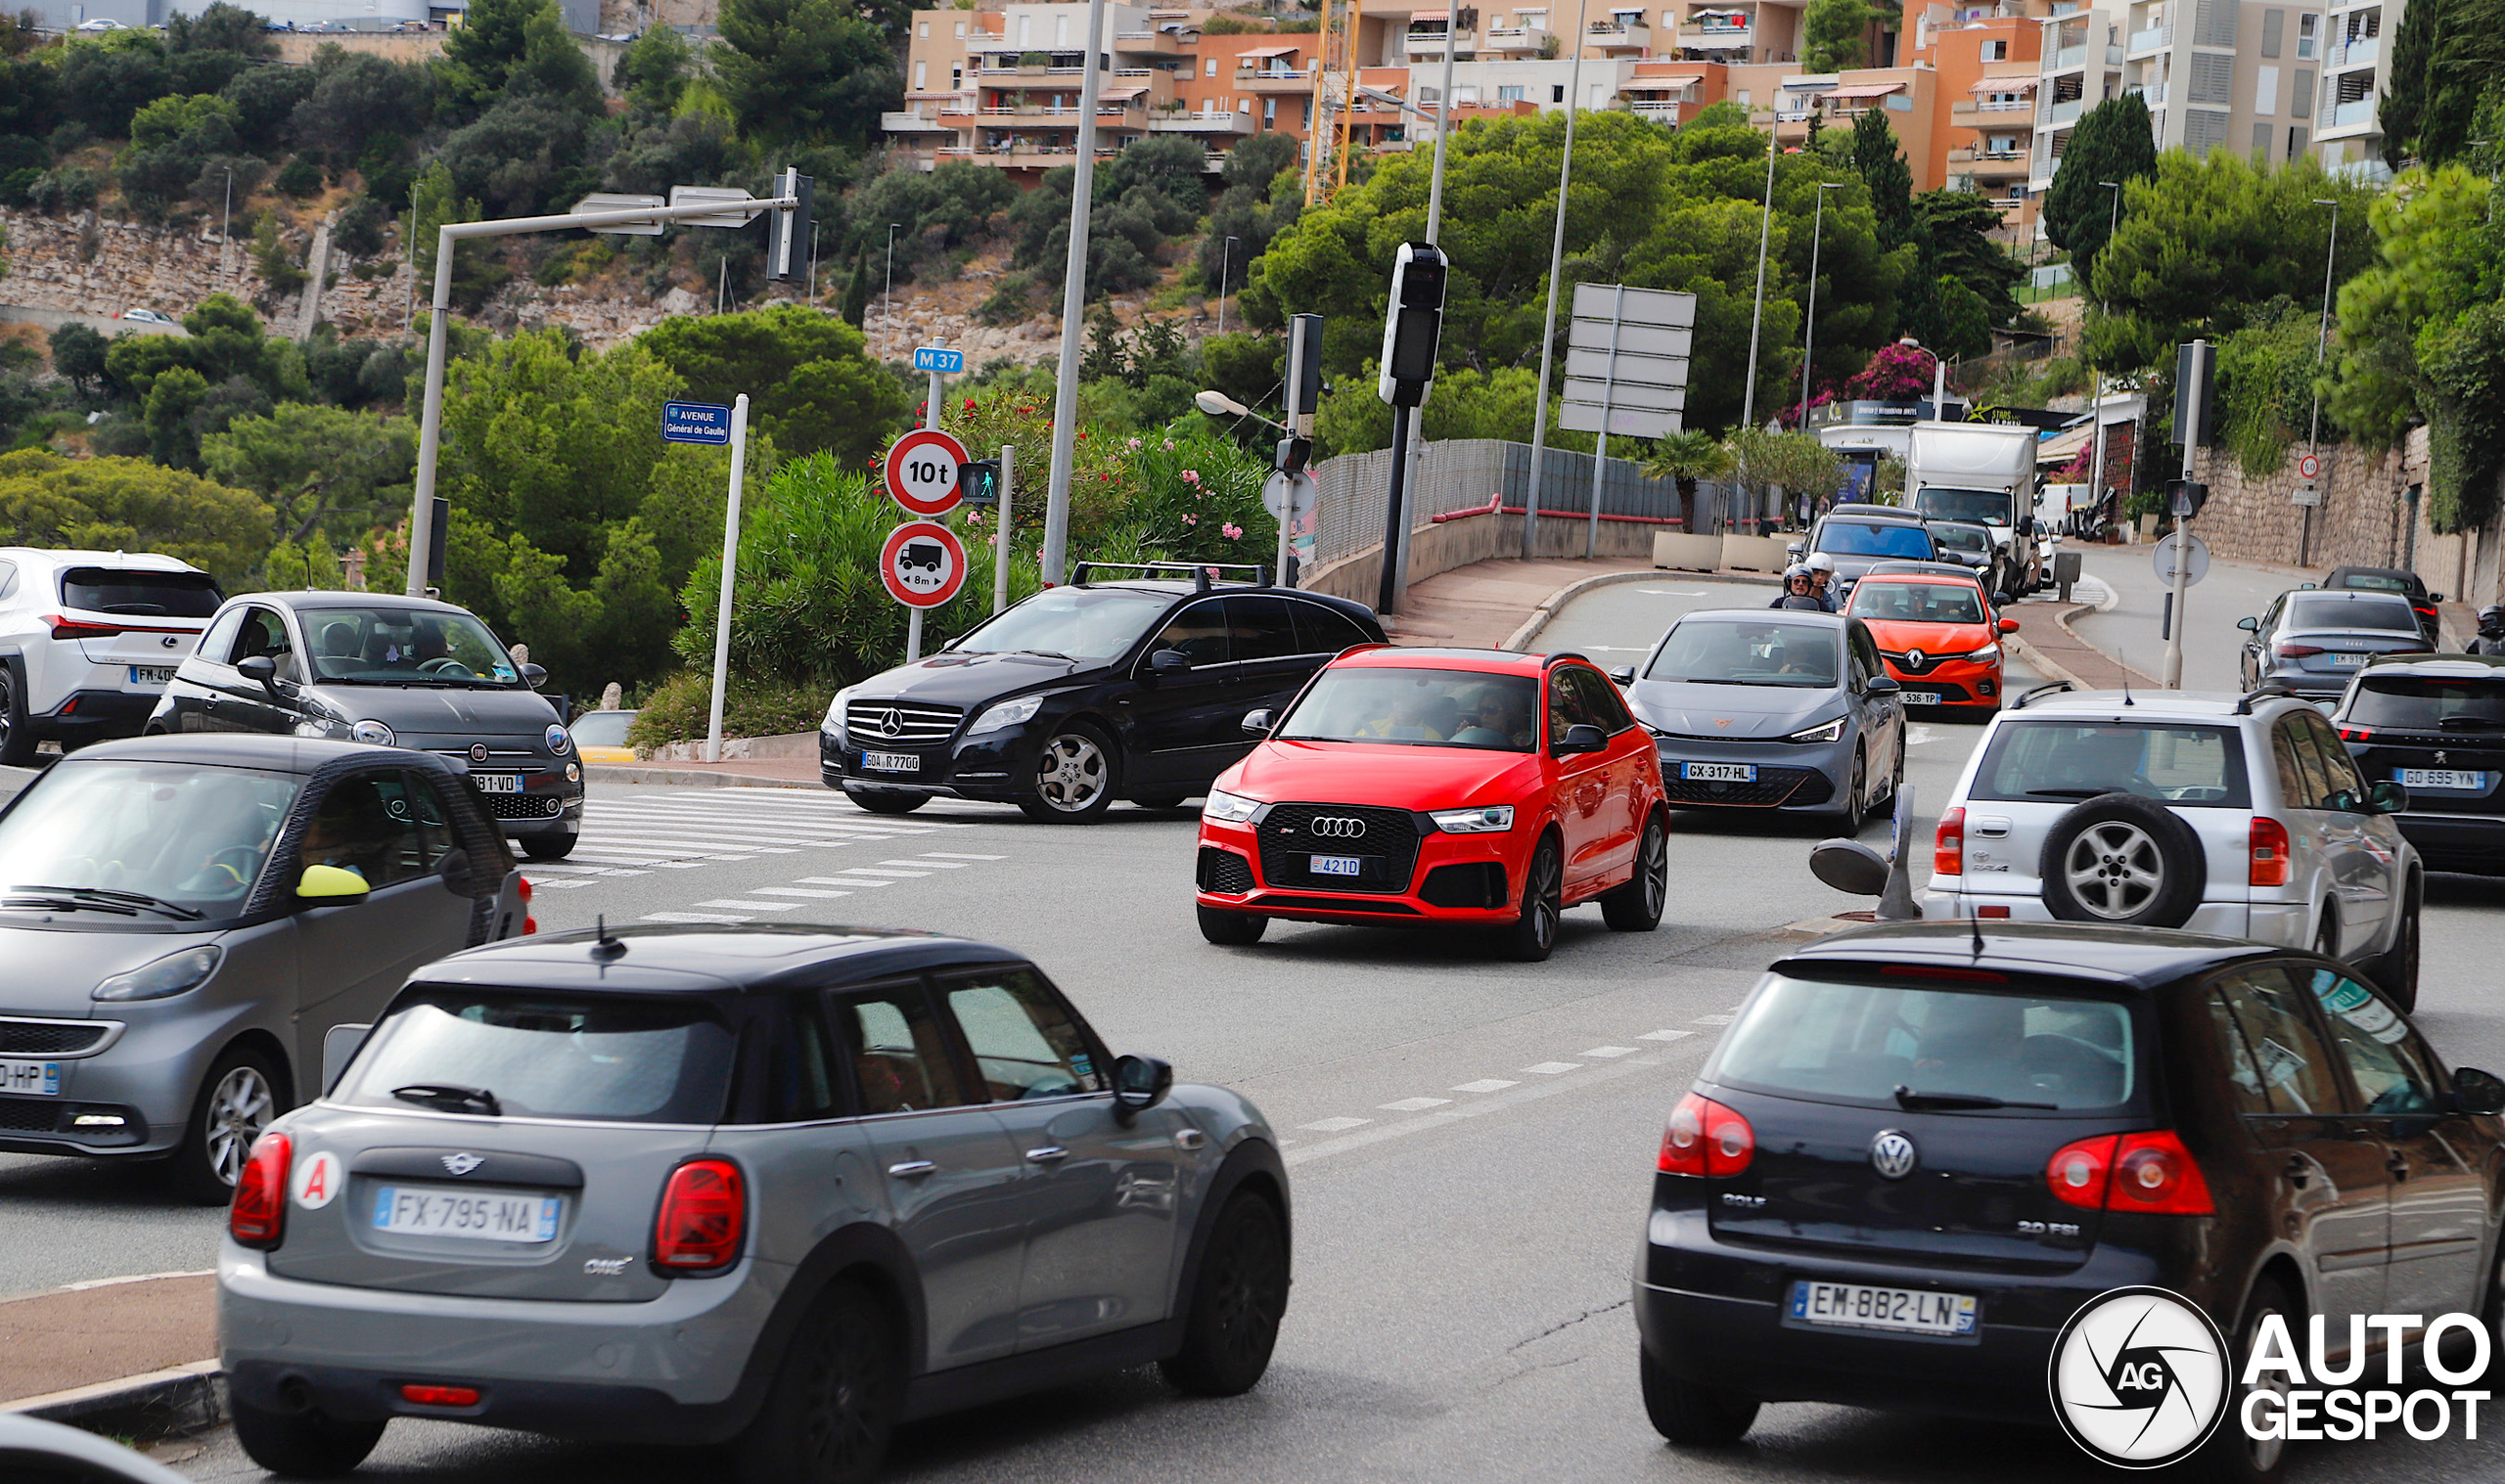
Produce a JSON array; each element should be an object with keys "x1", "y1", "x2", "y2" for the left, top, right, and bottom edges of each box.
[
  {"x1": 392, "y1": 1083, "x2": 503, "y2": 1117},
  {"x1": 10, "y1": 884, "x2": 203, "y2": 921},
  {"x1": 1893, "y1": 1085, "x2": 2057, "y2": 1111}
]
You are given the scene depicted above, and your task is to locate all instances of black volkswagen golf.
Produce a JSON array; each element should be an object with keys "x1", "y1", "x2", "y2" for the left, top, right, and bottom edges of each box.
[
  {"x1": 1635, "y1": 922, "x2": 2505, "y2": 1482},
  {"x1": 822, "y1": 563, "x2": 1384, "y2": 823}
]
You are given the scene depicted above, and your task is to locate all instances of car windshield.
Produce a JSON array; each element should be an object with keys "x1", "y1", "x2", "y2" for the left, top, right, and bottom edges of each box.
[
  {"x1": 569, "y1": 711, "x2": 636, "y2": 747},
  {"x1": 339, "y1": 991, "x2": 736, "y2": 1124},
  {"x1": 60, "y1": 566, "x2": 222, "y2": 618},
  {"x1": 299, "y1": 607, "x2": 523, "y2": 686},
  {"x1": 1713, "y1": 972, "x2": 2137, "y2": 1110},
  {"x1": 2331, "y1": 572, "x2": 2411, "y2": 594},
  {"x1": 2346, "y1": 674, "x2": 2505, "y2": 730},
  {"x1": 0, "y1": 760, "x2": 299, "y2": 917},
  {"x1": 1969, "y1": 720, "x2": 2251, "y2": 806},
  {"x1": 1276, "y1": 667, "x2": 1538, "y2": 749},
  {"x1": 952, "y1": 586, "x2": 1173, "y2": 662},
  {"x1": 1644, "y1": 619, "x2": 1841, "y2": 688},
  {"x1": 2287, "y1": 596, "x2": 2420, "y2": 633},
  {"x1": 1818, "y1": 520, "x2": 1933, "y2": 558},
  {"x1": 1912, "y1": 487, "x2": 2011, "y2": 525},
  {"x1": 1932, "y1": 525, "x2": 1990, "y2": 553},
  {"x1": 1847, "y1": 582, "x2": 1986, "y2": 625}
]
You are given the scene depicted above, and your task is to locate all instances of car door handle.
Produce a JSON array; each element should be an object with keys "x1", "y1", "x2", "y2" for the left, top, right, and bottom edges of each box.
[
  {"x1": 886, "y1": 1159, "x2": 937, "y2": 1178},
  {"x1": 1024, "y1": 1146, "x2": 1070, "y2": 1164},
  {"x1": 2284, "y1": 1154, "x2": 2311, "y2": 1189}
]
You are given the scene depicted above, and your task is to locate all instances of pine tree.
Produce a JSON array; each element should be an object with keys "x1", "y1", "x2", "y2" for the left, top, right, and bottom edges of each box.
[
  {"x1": 2381, "y1": 0, "x2": 2444, "y2": 165},
  {"x1": 2040, "y1": 93, "x2": 2157, "y2": 298},
  {"x1": 1849, "y1": 108, "x2": 1916, "y2": 252},
  {"x1": 841, "y1": 253, "x2": 869, "y2": 329}
]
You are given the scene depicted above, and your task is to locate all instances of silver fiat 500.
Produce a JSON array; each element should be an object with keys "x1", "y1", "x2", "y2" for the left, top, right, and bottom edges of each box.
[{"x1": 216, "y1": 925, "x2": 1291, "y2": 1483}]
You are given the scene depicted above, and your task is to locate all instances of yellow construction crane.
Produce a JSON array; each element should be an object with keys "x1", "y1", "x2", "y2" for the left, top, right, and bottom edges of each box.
[{"x1": 1304, "y1": 0, "x2": 1364, "y2": 205}]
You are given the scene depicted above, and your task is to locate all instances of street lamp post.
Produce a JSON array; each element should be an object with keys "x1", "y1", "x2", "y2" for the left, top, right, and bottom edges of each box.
[
  {"x1": 2080, "y1": 181, "x2": 2122, "y2": 535},
  {"x1": 2301, "y1": 196, "x2": 2340, "y2": 567},
  {"x1": 1217, "y1": 234, "x2": 1239, "y2": 335},
  {"x1": 1517, "y1": 0, "x2": 1597, "y2": 558},
  {"x1": 1739, "y1": 127, "x2": 1780, "y2": 435},
  {"x1": 1040, "y1": 0, "x2": 1111, "y2": 586},
  {"x1": 1789, "y1": 182, "x2": 1844, "y2": 532},
  {"x1": 220, "y1": 166, "x2": 234, "y2": 280},
  {"x1": 882, "y1": 222, "x2": 903, "y2": 362}
]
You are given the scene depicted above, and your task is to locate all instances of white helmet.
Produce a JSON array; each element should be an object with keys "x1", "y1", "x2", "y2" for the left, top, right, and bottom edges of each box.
[{"x1": 1806, "y1": 553, "x2": 1837, "y2": 574}]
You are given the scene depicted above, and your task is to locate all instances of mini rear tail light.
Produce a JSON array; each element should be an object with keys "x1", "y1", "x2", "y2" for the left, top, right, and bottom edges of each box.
[
  {"x1": 2045, "y1": 1131, "x2": 2213, "y2": 1215},
  {"x1": 229, "y1": 1131, "x2": 292, "y2": 1248},
  {"x1": 654, "y1": 1158, "x2": 745, "y2": 1272},
  {"x1": 2275, "y1": 643, "x2": 2325, "y2": 658},
  {"x1": 399, "y1": 1384, "x2": 479, "y2": 1408},
  {"x1": 2249, "y1": 817, "x2": 2292, "y2": 887},
  {"x1": 1658, "y1": 1092, "x2": 1754, "y2": 1178},
  {"x1": 1935, "y1": 807, "x2": 1964, "y2": 877}
]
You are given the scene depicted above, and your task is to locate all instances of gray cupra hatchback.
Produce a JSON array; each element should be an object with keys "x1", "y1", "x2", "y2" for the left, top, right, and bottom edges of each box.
[
  {"x1": 0, "y1": 736, "x2": 526, "y2": 1201},
  {"x1": 216, "y1": 925, "x2": 1292, "y2": 1483}
]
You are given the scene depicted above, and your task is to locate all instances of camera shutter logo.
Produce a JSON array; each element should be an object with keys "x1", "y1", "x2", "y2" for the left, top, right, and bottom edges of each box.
[
  {"x1": 1868, "y1": 1129, "x2": 1918, "y2": 1180},
  {"x1": 1310, "y1": 816, "x2": 1367, "y2": 839},
  {"x1": 2048, "y1": 1286, "x2": 2230, "y2": 1468}
]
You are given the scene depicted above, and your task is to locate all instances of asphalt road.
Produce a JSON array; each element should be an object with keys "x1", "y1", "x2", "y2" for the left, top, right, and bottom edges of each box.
[
  {"x1": 2067, "y1": 546, "x2": 2315, "y2": 693},
  {"x1": 9, "y1": 574, "x2": 2501, "y2": 1483}
]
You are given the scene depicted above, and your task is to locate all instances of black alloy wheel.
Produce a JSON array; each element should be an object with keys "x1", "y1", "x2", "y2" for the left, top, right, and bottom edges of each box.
[
  {"x1": 1601, "y1": 812, "x2": 1669, "y2": 931},
  {"x1": 1196, "y1": 904, "x2": 1268, "y2": 946},
  {"x1": 0, "y1": 668, "x2": 29, "y2": 768},
  {"x1": 172, "y1": 1046, "x2": 283, "y2": 1205},
  {"x1": 1839, "y1": 748, "x2": 1868, "y2": 835},
  {"x1": 1496, "y1": 834, "x2": 1564, "y2": 962},
  {"x1": 737, "y1": 1282, "x2": 903, "y2": 1484},
  {"x1": 1161, "y1": 1191, "x2": 1290, "y2": 1397}
]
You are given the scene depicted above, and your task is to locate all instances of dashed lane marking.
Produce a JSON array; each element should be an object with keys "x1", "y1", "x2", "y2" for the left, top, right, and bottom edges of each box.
[
  {"x1": 1691, "y1": 1014, "x2": 1735, "y2": 1026},
  {"x1": 884, "y1": 858, "x2": 965, "y2": 868},
  {"x1": 1636, "y1": 1030, "x2": 1696, "y2": 1043},
  {"x1": 641, "y1": 911, "x2": 746, "y2": 923},
  {"x1": 1521, "y1": 1061, "x2": 1581, "y2": 1075},
  {"x1": 1580, "y1": 1046, "x2": 1638, "y2": 1058},
  {"x1": 1378, "y1": 1097, "x2": 1451, "y2": 1112},
  {"x1": 752, "y1": 887, "x2": 853, "y2": 899},
  {"x1": 1299, "y1": 1117, "x2": 1371, "y2": 1133},
  {"x1": 923, "y1": 853, "x2": 1008, "y2": 860},
  {"x1": 1450, "y1": 1079, "x2": 1518, "y2": 1094},
  {"x1": 693, "y1": 899, "x2": 801, "y2": 912},
  {"x1": 796, "y1": 877, "x2": 895, "y2": 888},
  {"x1": 842, "y1": 868, "x2": 933, "y2": 878}
]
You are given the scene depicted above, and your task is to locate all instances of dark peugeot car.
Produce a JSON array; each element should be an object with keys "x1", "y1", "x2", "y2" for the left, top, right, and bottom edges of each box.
[
  {"x1": 2334, "y1": 652, "x2": 2505, "y2": 876},
  {"x1": 2236, "y1": 589, "x2": 2433, "y2": 704},
  {"x1": 1635, "y1": 922, "x2": 2505, "y2": 1483},
  {"x1": 151, "y1": 594, "x2": 585, "y2": 860},
  {"x1": 823, "y1": 564, "x2": 1384, "y2": 823},
  {"x1": 2320, "y1": 566, "x2": 2443, "y2": 646}
]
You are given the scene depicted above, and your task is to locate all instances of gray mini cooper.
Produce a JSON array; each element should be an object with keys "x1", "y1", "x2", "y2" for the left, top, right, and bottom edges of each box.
[{"x1": 216, "y1": 925, "x2": 1292, "y2": 1483}]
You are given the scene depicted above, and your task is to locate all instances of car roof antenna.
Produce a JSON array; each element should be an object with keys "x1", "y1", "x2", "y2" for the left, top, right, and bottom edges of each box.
[{"x1": 2119, "y1": 650, "x2": 2134, "y2": 706}]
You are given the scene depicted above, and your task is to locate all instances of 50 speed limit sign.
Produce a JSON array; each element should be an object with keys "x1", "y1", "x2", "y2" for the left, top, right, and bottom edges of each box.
[{"x1": 884, "y1": 427, "x2": 971, "y2": 517}]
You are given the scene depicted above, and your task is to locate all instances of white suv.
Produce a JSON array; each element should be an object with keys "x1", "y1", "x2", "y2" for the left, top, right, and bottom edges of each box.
[
  {"x1": 1923, "y1": 687, "x2": 2424, "y2": 1006},
  {"x1": 0, "y1": 548, "x2": 222, "y2": 766}
]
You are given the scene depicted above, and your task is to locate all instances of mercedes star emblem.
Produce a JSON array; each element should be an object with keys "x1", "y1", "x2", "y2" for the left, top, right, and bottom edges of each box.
[
  {"x1": 1308, "y1": 816, "x2": 1367, "y2": 838},
  {"x1": 468, "y1": 742, "x2": 489, "y2": 764},
  {"x1": 440, "y1": 1152, "x2": 484, "y2": 1177},
  {"x1": 1869, "y1": 1129, "x2": 1919, "y2": 1181},
  {"x1": 880, "y1": 709, "x2": 906, "y2": 739}
]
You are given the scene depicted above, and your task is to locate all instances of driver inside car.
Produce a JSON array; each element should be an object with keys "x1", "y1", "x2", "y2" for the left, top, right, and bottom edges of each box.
[{"x1": 297, "y1": 782, "x2": 396, "y2": 882}]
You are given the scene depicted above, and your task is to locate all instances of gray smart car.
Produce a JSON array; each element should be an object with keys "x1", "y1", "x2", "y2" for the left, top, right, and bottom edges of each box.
[
  {"x1": 0, "y1": 736, "x2": 526, "y2": 1200},
  {"x1": 217, "y1": 925, "x2": 1291, "y2": 1483}
]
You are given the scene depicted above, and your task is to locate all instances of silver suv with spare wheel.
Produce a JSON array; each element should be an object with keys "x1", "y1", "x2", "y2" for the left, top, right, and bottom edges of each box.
[{"x1": 1923, "y1": 687, "x2": 2423, "y2": 1007}]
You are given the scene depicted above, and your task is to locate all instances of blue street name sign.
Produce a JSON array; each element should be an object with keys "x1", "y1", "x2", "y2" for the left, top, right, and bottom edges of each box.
[
  {"x1": 912, "y1": 346, "x2": 965, "y2": 375},
  {"x1": 662, "y1": 401, "x2": 733, "y2": 444}
]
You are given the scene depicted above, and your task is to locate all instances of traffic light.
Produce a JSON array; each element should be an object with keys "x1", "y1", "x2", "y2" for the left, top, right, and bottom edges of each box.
[
  {"x1": 957, "y1": 459, "x2": 1002, "y2": 507},
  {"x1": 2165, "y1": 478, "x2": 2209, "y2": 518},
  {"x1": 1376, "y1": 243, "x2": 1446, "y2": 409},
  {"x1": 1272, "y1": 436, "x2": 1313, "y2": 477},
  {"x1": 766, "y1": 166, "x2": 814, "y2": 283}
]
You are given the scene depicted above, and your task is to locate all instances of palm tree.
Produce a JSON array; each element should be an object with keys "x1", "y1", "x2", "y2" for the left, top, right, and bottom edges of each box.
[{"x1": 1643, "y1": 428, "x2": 1732, "y2": 534}]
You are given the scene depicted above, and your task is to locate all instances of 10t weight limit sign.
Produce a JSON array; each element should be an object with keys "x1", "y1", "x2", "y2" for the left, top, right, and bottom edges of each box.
[{"x1": 885, "y1": 428, "x2": 971, "y2": 517}]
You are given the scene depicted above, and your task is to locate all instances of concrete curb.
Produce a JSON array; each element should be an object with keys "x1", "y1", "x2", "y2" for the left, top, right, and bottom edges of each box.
[
  {"x1": 1502, "y1": 569, "x2": 1685, "y2": 652},
  {"x1": 4, "y1": 1360, "x2": 223, "y2": 1438},
  {"x1": 584, "y1": 764, "x2": 816, "y2": 790}
]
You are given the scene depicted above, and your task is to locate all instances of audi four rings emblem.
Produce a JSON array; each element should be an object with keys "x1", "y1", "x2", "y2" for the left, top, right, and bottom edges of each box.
[
  {"x1": 468, "y1": 742, "x2": 489, "y2": 764},
  {"x1": 880, "y1": 710, "x2": 906, "y2": 738},
  {"x1": 1869, "y1": 1130, "x2": 1919, "y2": 1180},
  {"x1": 1308, "y1": 817, "x2": 1367, "y2": 839}
]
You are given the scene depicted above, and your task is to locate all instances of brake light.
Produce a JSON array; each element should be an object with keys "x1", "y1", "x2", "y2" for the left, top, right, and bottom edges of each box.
[
  {"x1": 229, "y1": 1130, "x2": 292, "y2": 1248},
  {"x1": 1935, "y1": 807, "x2": 1964, "y2": 876},
  {"x1": 2045, "y1": 1130, "x2": 2213, "y2": 1215},
  {"x1": 2249, "y1": 817, "x2": 2291, "y2": 887},
  {"x1": 2274, "y1": 643, "x2": 2324, "y2": 658},
  {"x1": 42, "y1": 614, "x2": 123, "y2": 640},
  {"x1": 399, "y1": 1384, "x2": 479, "y2": 1407},
  {"x1": 1658, "y1": 1092, "x2": 1754, "y2": 1177},
  {"x1": 1882, "y1": 964, "x2": 2009, "y2": 982},
  {"x1": 2338, "y1": 725, "x2": 2374, "y2": 742},
  {"x1": 519, "y1": 876, "x2": 535, "y2": 935},
  {"x1": 654, "y1": 1158, "x2": 745, "y2": 1271}
]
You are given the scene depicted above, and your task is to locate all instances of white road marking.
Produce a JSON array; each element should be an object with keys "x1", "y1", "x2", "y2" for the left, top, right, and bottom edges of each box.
[
  {"x1": 1639, "y1": 588, "x2": 1709, "y2": 596},
  {"x1": 571, "y1": 834, "x2": 802, "y2": 853},
  {"x1": 1907, "y1": 724, "x2": 1939, "y2": 746},
  {"x1": 513, "y1": 863, "x2": 618, "y2": 875},
  {"x1": 1521, "y1": 1061, "x2": 1581, "y2": 1075},
  {"x1": 923, "y1": 852, "x2": 1008, "y2": 860},
  {"x1": 1287, "y1": 1051, "x2": 1694, "y2": 1167},
  {"x1": 1636, "y1": 1030, "x2": 1697, "y2": 1043},
  {"x1": 642, "y1": 911, "x2": 746, "y2": 923},
  {"x1": 1299, "y1": 1116, "x2": 1371, "y2": 1133},
  {"x1": 796, "y1": 877, "x2": 895, "y2": 888},
  {"x1": 1580, "y1": 1046, "x2": 1638, "y2": 1058},
  {"x1": 530, "y1": 878, "x2": 594, "y2": 888},
  {"x1": 694, "y1": 899, "x2": 801, "y2": 911},
  {"x1": 1450, "y1": 1078, "x2": 1519, "y2": 1094},
  {"x1": 884, "y1": 858, "x2": 965, "y2": 868},
  {"x1": 1378, "y1": 1097, "x2": 1451, "y2": 1112},
  {"x1": 1692, "y1": 1014, "x2": 1735, "y2": 1026},
  {"x1": 843, "y1": 868, "x2": 932, "y2": 878},
  {"x1": 752, "y1": 887, "x2": 853, "y2": 898}
]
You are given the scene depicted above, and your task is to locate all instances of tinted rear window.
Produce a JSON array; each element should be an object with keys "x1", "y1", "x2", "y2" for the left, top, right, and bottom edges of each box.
[
  {"x1": 2288, "y1": 596, "x2": 2419, "y2": 633},
  {"x1": 1968, "y1": 720, "x2": 2250, "y2": 807},
  {"x1": 1818, "y1": 521, "x2": 1933, "y2": 559},
  {"x1": 61, "y1": 567, "x2": 222, "y2": 617},
  {"x1": 339, "y1": 992, "x2": 735, "y2": 1124},
  {"x1": 2346, "y1": 674, "x2": 2505, "y2": 730},
  {"x1": 1713, "y1": 972, "x2": 2137, "y2": 1111},
  {"x1": 2332, "y1": 573, "x2": 2411, "y2": 594}
]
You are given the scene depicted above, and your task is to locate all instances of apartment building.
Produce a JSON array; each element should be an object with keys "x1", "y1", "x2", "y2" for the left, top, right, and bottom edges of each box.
[{"x1": 2121, "y1": 0, "x2": 2326, "y2": 168}]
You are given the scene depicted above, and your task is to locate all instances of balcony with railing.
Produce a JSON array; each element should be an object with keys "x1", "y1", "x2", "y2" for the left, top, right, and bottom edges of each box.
[
  {"x1": 1948, "y1": 147, "x2": 2032, "y2": 177},
  {"x1": 1111, "y1": 27, "x2": 1192, "y2": 55},
  {"x1": 882, "y1": 109, "x2": 956, "y2": 132},
  {"x1": 2330, "y1": 34, "x2": 2378, "y2": 68},
  {"x1": 1587, "y1": 16, "x2": 1652, "y2": 45},
  {"x1": 1679, "y1": 19, "x2": 1751, "y2": 48},
  {"x1": 1235, "y1": 65, "x2": 1315, "y2": 91},
  {"x1": 2324, "y1": 96, "x2": 2377, "y2": 131},
  {"x1": 1151, "y1": 110, "x2": 1256, "y2": 135},
  {"x1": 1482, "y1": 23, "x2": 1552, "y2": 51},
  {"x1": 2126, "y1": 22, "x2": 2169, "y2": 54},
  {"x1": 1403, "y1": 22, "x2": 1478, "y2": 53}
]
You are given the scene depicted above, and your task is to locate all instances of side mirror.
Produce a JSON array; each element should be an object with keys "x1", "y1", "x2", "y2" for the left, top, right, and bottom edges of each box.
[
  {"x1": 1866, "y1": 674, "x2": 1902, "y2": 697},
  {"x1": 1555, "y1": 723, "x2": 1609, "y2": 754},
  {"x1": 1787, "y1": 543, "x2": 1805, "y2": 560},
  {"x1": 521, "y1": 663, "x2": 547, "y2": 689},
  {"x1": 1809, "y1": 837, "x2": 1890, "y2": 895},
  {"x1": 1150, "y1": 649, "x2": 1192, "y2": 674},
  {"x1": 2453, "y1": 1065, "x2": 2505, "y2": 1116},
  {"x1": 2236, "y1": 616, "x2": 2260, "y2": 632},
  {"x1": 2369, "y1": 780, "x2": 2408, "y2": 814},
  {"x1": 1608, "y1": 665, "x2": 1636, "y2": 686},
  {"x1": 2432, "y1": 592, "x2": 2446, "y2": 604},
  {"x1": 1111, "y1": 1053, "x2": 1173, "y2": 1123},
  {"x1": 1999, "y1": 616, "x2": 2022, "y2": 634},
  {"x1": 1241, "y1": 708, "x2": 1272, "y2": 737},
  {"x1": 321, "y1": 1022, "x2": 372, "y2": 1094},
  {"x1": 297, "y1": 863, "x2": 370, "y2": 903},
  {"x1": 235, "y1": 654, "x2": 292, "y2": 697},
  {"x1": 2300, "y1": 582, "x2": 2318, "y2": 590},
  {"x1": 436, "y1": 846, "x2": 472, "y2": 893}
]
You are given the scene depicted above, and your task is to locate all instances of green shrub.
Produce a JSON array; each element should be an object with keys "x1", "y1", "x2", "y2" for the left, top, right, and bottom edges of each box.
[
  {"x1": 273, "y1": 154, "x2": 323, "y2": 197},
  {"x1": 625, "y1": 669, "x2": 830, "y2": 749}
]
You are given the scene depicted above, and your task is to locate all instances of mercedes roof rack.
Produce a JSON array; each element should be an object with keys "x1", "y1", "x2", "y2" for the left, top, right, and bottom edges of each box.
[{"x1": 1069, "y1": 561, "x2": 1271, "y2": 592}]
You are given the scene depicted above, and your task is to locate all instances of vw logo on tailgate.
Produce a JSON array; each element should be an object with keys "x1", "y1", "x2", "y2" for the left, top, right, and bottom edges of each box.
[
  {"x1": 1869, "y1": 1130, "x2": 1919, "y2": 1181},
  {"x1": 1308, "y1": 816, "x2": 1367, "y2": 839}
]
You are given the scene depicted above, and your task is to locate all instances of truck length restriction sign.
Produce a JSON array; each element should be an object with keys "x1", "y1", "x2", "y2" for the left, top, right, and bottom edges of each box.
[
  {"x1": 884, "y1": 427, "x2": 971, "y2": 517},
  {"x1": 882, "y1": 521, "x2": 967, "y2": 608}
]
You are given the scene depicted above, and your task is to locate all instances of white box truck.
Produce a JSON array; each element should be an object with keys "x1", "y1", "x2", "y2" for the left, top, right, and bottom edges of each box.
[{"x1": 1903, "y1": 422, "x2": 2042, "y2": 597}]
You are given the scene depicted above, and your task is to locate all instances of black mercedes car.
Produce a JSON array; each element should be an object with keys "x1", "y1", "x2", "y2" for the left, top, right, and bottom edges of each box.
[
  {"x1": 148, "y1": 594, "x2": 584, "y2": 859},
  {"x1": 1635, "y1": 922, "x2": 2505, "y2": 1483},
  {"x1": 2334, "y1": 652, "x2": 2505, "y2": 875},
  {"x1": 823, "y1": 563, "x2": 1384, "y2": 823}
]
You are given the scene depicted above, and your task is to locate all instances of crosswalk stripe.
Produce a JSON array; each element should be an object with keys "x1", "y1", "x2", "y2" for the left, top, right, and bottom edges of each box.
[
  {"x1": 838, "y1": 868, "x2": 929, "y2": 877},
  {"x1": 921, "y1": 853, "x2": 1007, "y2": 860},
  {"x1": 883, "y1": 858, "x2": 964, "y2": 868},
  {"x1": 752, "y1": 887, "x2": 853, "y2": 898},
  {"x1": 642, "y1": 911, "x2": 747, "y2": 923},
  {"x1": 795, "y1": 877, "x2": 894, "y2": 888},
  {"x1": 694, "y1": 898, "x2": 801, "y2": 911},
  {"x1": 576, "y1": 832, "x2": 808, "y2": 851}
]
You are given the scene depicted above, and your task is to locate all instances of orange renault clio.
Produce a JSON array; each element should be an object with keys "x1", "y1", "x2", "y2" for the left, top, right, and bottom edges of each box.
[{"x1": 1842, "y1": 571, "x2": 2020, "y2": 715}]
